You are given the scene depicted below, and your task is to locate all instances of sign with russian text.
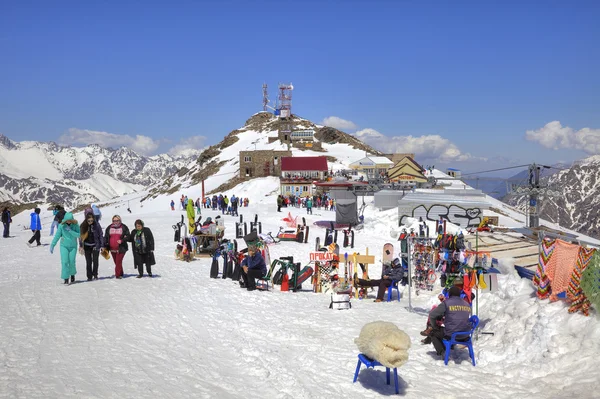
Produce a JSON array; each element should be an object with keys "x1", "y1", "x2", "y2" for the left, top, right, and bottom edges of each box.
[{"x1": 309, "y1": 252, "x2": 335, "y2": 262}]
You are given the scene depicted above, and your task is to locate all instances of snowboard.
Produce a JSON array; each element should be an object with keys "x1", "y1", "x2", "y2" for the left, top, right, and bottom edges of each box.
[
  {"x1": 221, "y1": 250, "x2": 228, "y2": 279},
  {"x1": 210, "y1": 255, "x2": 219, "y2": 278},
  {"x1": 292, "y1": 266, "x2": 314, "y2": 290},
  {"x1": 383, "y1": 243, "x2": 394, "y2": 267}
]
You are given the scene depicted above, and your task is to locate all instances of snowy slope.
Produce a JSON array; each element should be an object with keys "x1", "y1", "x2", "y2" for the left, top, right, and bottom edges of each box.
[
  {"x1": 2, "y1": 177, "x2": 600, "y2": 399},
  {"x1": 151, "y1": 113, "x2": 380, "y2": 197}
]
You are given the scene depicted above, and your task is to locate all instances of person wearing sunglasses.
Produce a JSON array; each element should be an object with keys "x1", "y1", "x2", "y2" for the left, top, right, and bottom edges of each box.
[
  {"x1": 79, "y1": 211, "x2": 105, "y2": 281},
  {"x1": 103, "y1": 215, "x2": 130, "y2": 279}
]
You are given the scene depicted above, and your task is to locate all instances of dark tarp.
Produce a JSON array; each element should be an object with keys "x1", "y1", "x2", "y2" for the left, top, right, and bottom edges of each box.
[{"x1": 336, "y1": 198, "x2": 358, "y2": 225}]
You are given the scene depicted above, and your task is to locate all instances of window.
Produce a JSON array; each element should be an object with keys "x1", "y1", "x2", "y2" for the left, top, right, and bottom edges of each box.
[
  {"x1": 245, "y1": 168, "x2": 250, "y2": 177},
  {"x1": 303, "y1": 185, "x2": 309, "y2": 192},
  {"x1": 274, "y1": 156, "x2": 278, "y2": 165},
  {"x1": 244, "y1": 156, "x2": 252, "y2": 162}
]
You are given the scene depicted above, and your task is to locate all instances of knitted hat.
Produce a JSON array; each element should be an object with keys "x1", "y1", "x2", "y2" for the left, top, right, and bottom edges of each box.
[
  {"x1": 135, "y1": 219, "x2": 144, "y2": 227},
  {"x1": 448, "y1": 286, "x2": 462, "y2": 297}
]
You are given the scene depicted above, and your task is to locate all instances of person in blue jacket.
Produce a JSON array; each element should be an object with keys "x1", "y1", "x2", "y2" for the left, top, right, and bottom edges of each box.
[
  {"x1": 28, "y1": 207, "x2": 42, "y2": 247},
  {"x1": 91, "y1": 204, "x2": 102, "y2": 222},
  {"x1": 240, "y1": 245, "x2": 267, "y2": 291},
  {"x1": 50, "y1": 212, "x2": 80, "y2": 285}
]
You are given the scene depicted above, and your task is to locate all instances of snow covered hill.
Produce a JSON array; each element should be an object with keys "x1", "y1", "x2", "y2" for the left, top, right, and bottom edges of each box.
[
  {"x1": 145, "y1": 112, "x2": 383, "y2": 199},
  {"x1": 0, "y1": 135, "x2": 198, "y2": 209},
  {"x1": 503, "y1": 155, "x2": 600, "y2": 239}
]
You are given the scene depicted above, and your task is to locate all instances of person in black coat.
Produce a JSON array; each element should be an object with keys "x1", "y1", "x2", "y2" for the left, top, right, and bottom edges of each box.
[
  {"x1": 130, "y1": 219, "x2": 155, "y2": 278},
  {"x1": 1, "y1": 207, "x2": 11, "y2": 238},
  {"x1": 79, "y1": 211, "x2": 105, "y2": 281}
]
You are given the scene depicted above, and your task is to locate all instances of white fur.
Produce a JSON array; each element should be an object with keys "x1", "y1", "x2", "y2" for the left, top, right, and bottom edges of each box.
[{"x1": 354, "y1": 321, "x2": 411, "y2": 368}]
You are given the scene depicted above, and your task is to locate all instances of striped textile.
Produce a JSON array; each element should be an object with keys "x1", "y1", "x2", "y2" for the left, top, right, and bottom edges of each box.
[{"x1": 533, "y1": 239, "x2": 556, "y2": 300}]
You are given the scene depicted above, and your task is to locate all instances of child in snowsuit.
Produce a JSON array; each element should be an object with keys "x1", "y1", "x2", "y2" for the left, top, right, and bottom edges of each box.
[
  {"x1": 170, "y1": 200, "x2": 175, "y2": 211},
  {"x1": 50, "y1": 212, "x2": 79, "y2": 285}
]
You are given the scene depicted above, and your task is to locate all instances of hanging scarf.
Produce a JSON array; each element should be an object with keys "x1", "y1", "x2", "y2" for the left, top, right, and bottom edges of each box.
[{"x1": 134, "y1": 229, "x2": 147, "y2": 253}]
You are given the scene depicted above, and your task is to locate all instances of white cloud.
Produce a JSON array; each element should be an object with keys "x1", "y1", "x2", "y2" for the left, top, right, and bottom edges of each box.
[
  {"x1": 321, "y1": 116, "x2": 358, "y2": 131},
  {"x1": 60, "y1": 128, "x2": 160, "y2": 155},
  {"x1": 353, "y1": 128, "x2": 483, "y2": 163},
  {"x1": 167, "y1": 136, "x2": 208, "y2": 158},
  {"x1": 525, "y1": 121, "x2": 600, "y2": 154}
]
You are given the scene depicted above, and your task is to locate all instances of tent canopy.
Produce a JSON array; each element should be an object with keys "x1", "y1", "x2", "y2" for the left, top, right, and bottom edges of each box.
[{"x1": 336, "y1": 198, "x2": 358, "y2": 225}]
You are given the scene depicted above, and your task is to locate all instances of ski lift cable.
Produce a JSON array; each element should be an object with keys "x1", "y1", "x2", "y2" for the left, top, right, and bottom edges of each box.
[{"x1": 460, "y1": 164, "x2": 531, "y2": 177}]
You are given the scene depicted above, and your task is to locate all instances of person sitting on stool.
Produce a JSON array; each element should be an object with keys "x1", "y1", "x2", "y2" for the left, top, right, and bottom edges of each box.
[
  {"x1": 240, "y1": 245, "x2": 266, "y2": 291},
  {"x1": 422, "y1": 285, "x2": 472, "y2": 358}
]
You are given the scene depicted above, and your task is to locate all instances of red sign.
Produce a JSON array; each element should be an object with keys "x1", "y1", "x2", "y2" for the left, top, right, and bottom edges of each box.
[{"x1": 309, "y1": 252, "x2": 335, "y2": 262}]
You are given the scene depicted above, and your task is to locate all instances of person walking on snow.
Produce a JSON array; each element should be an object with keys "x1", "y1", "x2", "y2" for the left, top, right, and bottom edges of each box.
[
  {"x1": 306, "y1": 197, "x2": 313, "y2": 215},
  {"x1": 2, "y1": 207, "x2": 12, "y2": 238},
  {"x1": 79, "y1": 211, "x2": 104, "y2": 281},
  {"x1": 104, "y1": 215, "x2": 130, "y2": 279},
  {"x1": 130, "y1": 219, "x2": 155, "y2": 278},
  {"x1": 28, "y1": 207, "x2": 42, "y2": 247},
  {"x1": 170, "y1": 200, "x2": 175, "y2": 211},
  {"x1": 195, "y1": 198, "x2": 202, "y2": 215},
  {"x1": 50, "y1": 212, "x2": 79, "y2": 285},
  {"x1": 91, "y1": 204, "x2": 102, "y2": 222},
  {"x1": 50, "y1": 206, "x2": 59, "y2": 236}
]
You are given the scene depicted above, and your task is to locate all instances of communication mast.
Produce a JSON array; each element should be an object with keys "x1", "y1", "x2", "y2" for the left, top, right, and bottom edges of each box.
[
  {"x1": 278, "y1": 83, "x2": 293, "y2": 118},
  {"x1": 262, "y1": 83, "x2": 269, "y2": 112}
]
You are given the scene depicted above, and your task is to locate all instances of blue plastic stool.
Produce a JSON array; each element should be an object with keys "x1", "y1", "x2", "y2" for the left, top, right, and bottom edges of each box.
[
  {"x1": 442, "y1": 315, "x2": 479, "y2": 366},
  {"x1": 387, "y1": 280, "x2": 401, "y2": 302},
  {"x1": 353, "y1": 354, "x2": 399, "y2": 394}
]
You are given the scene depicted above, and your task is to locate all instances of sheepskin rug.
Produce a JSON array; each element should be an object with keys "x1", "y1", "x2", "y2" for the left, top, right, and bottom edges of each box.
[{"x1": 354, "y1": 321, "x2": 411, "y2": 368}]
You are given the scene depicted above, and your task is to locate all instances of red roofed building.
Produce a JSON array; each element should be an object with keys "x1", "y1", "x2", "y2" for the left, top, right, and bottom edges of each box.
[{"x1": 280, "y1": 156, "x2": 328, "y2": 197}]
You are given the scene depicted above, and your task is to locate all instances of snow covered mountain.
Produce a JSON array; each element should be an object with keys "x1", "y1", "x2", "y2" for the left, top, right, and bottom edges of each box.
[
  {"x1": 146, "y1": 112, "x2": 383, "y2": 199},
  {"x1": 503, "y1": 155, "x2": 600, "y2": 239},
  {"x1": 0, "y1": 135, "x2": 197, "y2": 209}
]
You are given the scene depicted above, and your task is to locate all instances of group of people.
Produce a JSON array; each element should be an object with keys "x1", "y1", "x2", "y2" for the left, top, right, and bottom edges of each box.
[
  {"x1": 47, "y1": 207, "x2": 155, "y2": 284},
  {"x1": 170, "y1": 194, "x2": 250, "y2": 216},
  {"x1": 276, "y1": 194, "x2": 335, "y2": 213}
]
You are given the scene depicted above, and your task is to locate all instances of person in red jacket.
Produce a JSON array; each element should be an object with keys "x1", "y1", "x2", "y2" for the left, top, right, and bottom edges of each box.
[{"x1": 104, "y1": 215, "x2": 130, "y2": 279}]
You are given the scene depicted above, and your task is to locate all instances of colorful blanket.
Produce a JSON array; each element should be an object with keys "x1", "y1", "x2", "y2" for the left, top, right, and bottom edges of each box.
[
  {"x1": 544, "y1": 239, "x2": 580, "y2": 302},
  {"x1": 533, "y1": 239, "x2": 556, "y2": 299}
]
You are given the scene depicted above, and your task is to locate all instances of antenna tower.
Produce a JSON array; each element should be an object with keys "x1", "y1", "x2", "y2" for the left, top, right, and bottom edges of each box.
[
  {"x1": 262, "y1": 83, "x2": 268, "y2": 112},
  {"x1": 278, "y1": 83, "x2": 293, "y2": 118}
]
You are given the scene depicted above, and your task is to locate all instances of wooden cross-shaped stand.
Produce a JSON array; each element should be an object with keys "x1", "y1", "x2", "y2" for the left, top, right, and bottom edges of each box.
[{"x1": 353, "y1": 248, "x2": 376, "y2": 298}]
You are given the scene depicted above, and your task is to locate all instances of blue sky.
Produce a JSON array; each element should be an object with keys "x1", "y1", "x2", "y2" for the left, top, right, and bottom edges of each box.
[{"x1": 1, "y1": 1, "x2": 599, "y2": 174}]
